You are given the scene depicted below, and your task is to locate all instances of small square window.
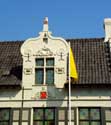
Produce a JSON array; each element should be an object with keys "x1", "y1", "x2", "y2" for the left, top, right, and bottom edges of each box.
[
  {"x1": 46, "y1": 58, "x2": 54, "y2": 66},
  {"x1": 22, "y1": 110, "x2": 29, "y2": 121},
  {"x1": 0, "y1": 109, "x2": 10, "y2": 121},
  {"x1": 79, "y1": 108, "x2": 89, "y2": 120},
  {"x1": 90, "y1": 109, "x2": 100, "y2": 120},
  {"x1": 58, "y1": 110, "x2": 65, "y2": 120},
  {"x1": 13, "y1": 110, "x2": 19, "y2": 121},
  {"x1": 33, "y1": 109, "x2": 44, "y2": 120},
  {"x1": 36, "y1": 58, "x2": 44, "y2": 66}
]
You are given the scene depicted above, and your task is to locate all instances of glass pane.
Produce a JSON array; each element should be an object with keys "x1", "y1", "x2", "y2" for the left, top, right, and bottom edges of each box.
[
  {"x1": 13, "y1": 110, "x2": 19, "y2": 121},
  {"x1": 33, "y1": 109, "x2": 43, "y2": 120},
  {"x1": 36, "y1": 59, "x2": 44, "y2": 66},
  {"x1": 79, "y1": 108, "x2": 89, "y2": 120},
  {"x1": 68, "y1": 109, "x2": 75, "y2": 120},
  {"x1": 13, "y1": 122, "x2": 19, "y2": 125},
  {"x1": 106, "y1": 122, "x2": 111, "y2": 125},
  {"x1": 58, "y1": 122, "x2": 65, "y2": 125},
  {"x1": 90, "y1": 109, "x2": 100, "y2": 120},
  {"x1": 35, "y1": 69, "x2": 44, "y2": 84},
  {"x1": 45, "y1": 109, "x2": 54, "y2": 120},
  {"x1": 80, "y1": 121, "x2": 89, "y2": 125},
  {"x1": 46, "y1": 58, "x2": 54, "y2": 66},
  {"x1": 68, "y1": 122, "x2": 74, "y2": 125},
  {"x1": 0, "y1": 109, "x2": 10, "y2": 120},
  {"x1": 45, "y1": 121, "x2": 55, "y2": 125},
  {"x1": 21, "y1": 122, "x2": 28, "y2": 125},
  {"x1": 105, "y1": 109, "x2": 111, "y2": 121},
  {"x1": 91, "y1": 121, "x2": 100, "y2": 125},
  {"x1": 58, "y1": 110, "x2": 65, "y2": 120},
  {"x1": 0, "y1": 122, "x2": 9, "y2": 125},
  {"x1": 22, "y1": 110, "x2": 29, "y2": 121},
  {"x1": 33, "y1": 121, "x2": 43, "y2": 125},
  {"x1": 46, "y1": 69, "x2": 54, "y2": 85}
]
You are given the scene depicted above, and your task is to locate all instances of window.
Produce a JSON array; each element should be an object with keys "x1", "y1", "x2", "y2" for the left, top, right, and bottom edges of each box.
[
  {"x1": 33, "y1": 108, "x2": 55, "y2": 125},
  {"x1": 35, "y1": 58, "x2": 54, "y2": 85},
  {"x1": 79, "y1": 108, "x2": 101, "y2": 125},
  {"x1": 12, "y1": 109, "x2": 20, "y2": 125},
  {"x1": 58, "y1": 108, "x2": 76, "y2": 125},
  {"x1": 0, "y1": 109, "x2": 10, "y2": 125},
  {"x1": 105, "y1": 108, "x2": 111, "y2": 125},
  {"x1": 21, "y1": 109, "x2": 30, "y2": 125}
]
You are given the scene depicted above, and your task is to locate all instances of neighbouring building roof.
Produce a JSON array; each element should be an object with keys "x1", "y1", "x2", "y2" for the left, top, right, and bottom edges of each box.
[{"x1": 0, "y1": 38, "x2": 111, "y2": 87}]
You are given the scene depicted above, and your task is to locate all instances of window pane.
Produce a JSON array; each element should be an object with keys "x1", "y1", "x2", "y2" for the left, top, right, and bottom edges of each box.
[
  {"x1": 0, "y1": 122, "x2": 9, "y2": 125},
  {"x1": 33, "y1": 109, "x2": 43, "y2": 120},
  {"x1": 79, "y1": 109, "x2": 88, "y2": 120},
  {"x1": 46, "y1": 58, "x2": 54, "y2": 66},
  {"x1": 91, "y1": 121, "x2": 100, "y2": 125},
  {"x1": 68, "y1": 109, "x2": 75, "y2": 120},
  {"x1": 45, "y1": 121, "x2": 55, "y2": 125},
  {"x1": 22, "y1": 110, "x2": 29, "y2": 121},
  {"x1": 58, "y1": 110, "x2": 65, "y2": 120},
  {"x1": 22, "y1": 122, "x2": 28, "y2": 125},
  {"x1": 58, "y1": 122, "x2": 65, "y2": 125},
  {"x1": 46, "y1": 69, "x2": 54, "y2": 85},
  {"x1": 68, "y1": 122, "x2": 75, "y2": 125},
  {"x1": 105, "y1": 109, "x2": 111, "y2": 121},
  {"x1": 33, "y1": 121, "x2": 43, "y2": 125},
  {"x1": 13, "y1": 110, "x2": 19, "y2": 121},
  {"x1": 0, "y1": 109, "x2": 10, "y2": 121},
  {"x1": 106, "y1": 122, "x2": 111, "y2": 125},
  {"x1": 35, "y1": 69, "x2": 44, "y2": 84},
  {"x1": 13, "y1": 122, "x2": 19, "y2": 125},
  {"x1": 45, "y1": 109, "x2": 54, "y2": 120},
  {"x1": 36, "y1": 59, "x2": 44, "y2": 66},
  {"x1": 80, "y1": 121, "x2": 89, "y2": 125},
  {"x1": 90, "y1": 109, "x2": 100, "y2": 120}
]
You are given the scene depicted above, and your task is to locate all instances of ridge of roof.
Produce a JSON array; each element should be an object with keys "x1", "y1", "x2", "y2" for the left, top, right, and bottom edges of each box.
[{"x1": 0, "y1": 37, "x2": 104, "y2": 43}]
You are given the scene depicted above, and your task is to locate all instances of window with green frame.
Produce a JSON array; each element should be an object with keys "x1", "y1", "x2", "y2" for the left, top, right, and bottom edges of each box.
[
  {"x1": 0, "y1": 109, "x2": 10, "y2": 125},
  {"x1": 33, "y1": 108, "x2": 55, "y2": 125},
  {"x1": 79, "y1": 108, "x2": 101, "y2": 125},
  {"x1": 35, "y1": 58, "x2": 54, "y2": 85}
]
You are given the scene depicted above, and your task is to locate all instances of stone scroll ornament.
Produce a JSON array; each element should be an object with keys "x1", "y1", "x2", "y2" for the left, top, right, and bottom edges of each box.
[
  {"x1": 35, "y1": 46, "x2": 53, "y2": 57},
  {"x1": 56, "y1": 48, "x2": 66, "y2": 61},
  {"x1": 24, "y1": 49, "x2": 32, "y2": 62}
]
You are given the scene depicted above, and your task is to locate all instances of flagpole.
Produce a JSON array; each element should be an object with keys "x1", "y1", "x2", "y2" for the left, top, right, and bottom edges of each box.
[{"x1": 68, "y1": 42, "x2": 71, "y2": 125}]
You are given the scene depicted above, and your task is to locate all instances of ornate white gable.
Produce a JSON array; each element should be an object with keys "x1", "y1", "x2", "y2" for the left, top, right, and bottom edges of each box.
[{"x1": 21, "y1": 17, "x2": 69, "y2": 88}]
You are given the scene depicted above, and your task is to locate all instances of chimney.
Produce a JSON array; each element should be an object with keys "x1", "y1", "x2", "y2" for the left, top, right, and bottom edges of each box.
[{"x1": 104, "y1": 18, "x2": 111, "y2": 42}]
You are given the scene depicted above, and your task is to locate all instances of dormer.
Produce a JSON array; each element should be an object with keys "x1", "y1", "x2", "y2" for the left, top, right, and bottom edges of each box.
[{"x1": 21, "y1": 17, "x2": 69, "y2": 88}]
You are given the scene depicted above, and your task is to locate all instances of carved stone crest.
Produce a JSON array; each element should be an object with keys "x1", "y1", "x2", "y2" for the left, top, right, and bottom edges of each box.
[{"x1": 36, "y1": 46, "x2": 53, "y2": 56}]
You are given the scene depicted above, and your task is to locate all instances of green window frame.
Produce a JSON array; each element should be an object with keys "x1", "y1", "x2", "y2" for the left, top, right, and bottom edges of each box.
[
  {"x1": 35, "y1": 58, "x2": 54, "y2": 85},
  {"x1": 0, "y1": 109, "x2": 10, "y2": 125},
  {"x1": 79, "y1": 108, "x2": 101, "y2": 125},
  {"x1": 33, "y1": 108, "x2": 55, "y2": 125}
]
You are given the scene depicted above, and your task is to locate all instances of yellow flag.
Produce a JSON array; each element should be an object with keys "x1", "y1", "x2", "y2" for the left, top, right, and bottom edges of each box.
[{"x1": 70, "y1": 48, "x2": 78, "y2": 80}]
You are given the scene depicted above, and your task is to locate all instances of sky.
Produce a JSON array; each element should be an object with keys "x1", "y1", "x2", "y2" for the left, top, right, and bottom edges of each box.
[{"x1": 0, "y1": 0, "x2": 111, "y2": 41}]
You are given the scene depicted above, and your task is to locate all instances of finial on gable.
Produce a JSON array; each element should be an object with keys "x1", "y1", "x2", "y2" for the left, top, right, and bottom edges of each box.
[{"x1": 43, "y1": 17, "x2": 48, "y2": 32}]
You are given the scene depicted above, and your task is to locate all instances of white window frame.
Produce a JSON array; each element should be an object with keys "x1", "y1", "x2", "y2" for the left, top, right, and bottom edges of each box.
[{"x1": 35, "y1": 57, "x2": 55, "y2": 85}]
